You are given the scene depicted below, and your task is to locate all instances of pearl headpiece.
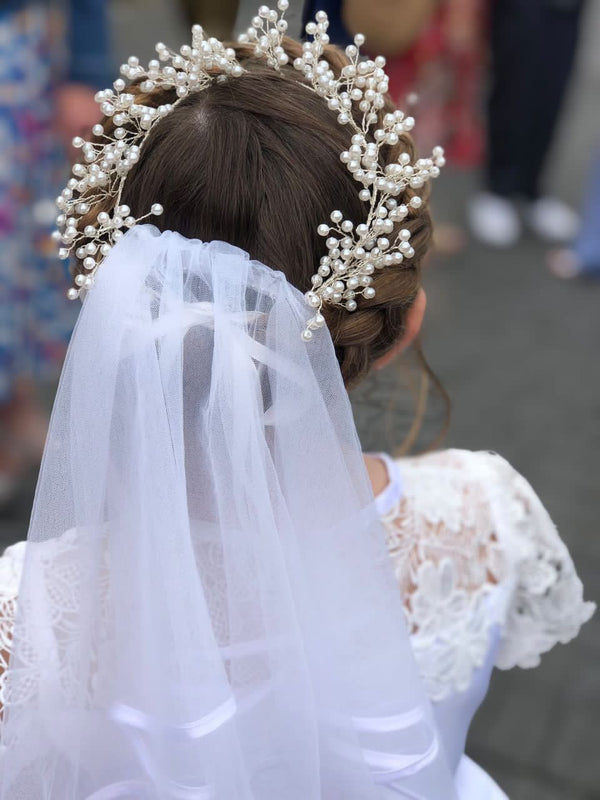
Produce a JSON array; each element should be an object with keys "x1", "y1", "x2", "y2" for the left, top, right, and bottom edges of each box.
[{"x1": 55, "y1": 1, "x2": 444, "y2": 339}]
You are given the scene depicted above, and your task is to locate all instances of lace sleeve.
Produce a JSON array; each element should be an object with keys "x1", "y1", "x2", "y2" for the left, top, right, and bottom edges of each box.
[
  {"x1": 381, "y1": 449, "x2": 595, "y2": 699},
  {"x1": 0, "y1": 541, "x2": 27, "y2": 709},
  {"x1": 483, "y1": 454, "x2": 596, "y2": 670}
]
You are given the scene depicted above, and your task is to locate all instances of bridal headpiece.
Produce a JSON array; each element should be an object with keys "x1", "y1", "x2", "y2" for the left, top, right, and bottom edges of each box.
[{"x1": 55, "y1": 1, "x2": 445, "y2": 339}]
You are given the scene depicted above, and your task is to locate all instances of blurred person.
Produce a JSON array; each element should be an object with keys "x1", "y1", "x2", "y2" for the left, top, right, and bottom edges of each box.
[
  {"x1": 548, "y1": 150, "x2": 600, "y2": 278},
  {"x1": 0, "y1": 7, "x2": 593, "y2": 799},
  {"x1": 469, "y1": 0, "x2": 585, "y2": 247},
  {"x1": 303, "y1": 0, "x2": 486, "y2": 166},
  {"x1": 304, "y1": 0, "x2": 487, "y2": 256},
  {"x1": 343, "y1": 0, "x2": 487, "y2": 168},
  {"x1": 0, "y1": 0, "x2": 110, "y2": 504}
]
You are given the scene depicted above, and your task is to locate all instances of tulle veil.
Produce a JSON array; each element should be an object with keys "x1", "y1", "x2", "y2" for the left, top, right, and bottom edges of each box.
[{"x1": 0, "y1": 226, "x2": 456, "y2": 799}]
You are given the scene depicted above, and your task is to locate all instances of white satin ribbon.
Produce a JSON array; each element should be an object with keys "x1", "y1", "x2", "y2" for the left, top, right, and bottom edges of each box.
[
  {"x1": 351, "y1": 708, "x2": 440, "y2": 784},
  {"x1": 84, "y1": 698, "x2": 237, "y2": 800}
]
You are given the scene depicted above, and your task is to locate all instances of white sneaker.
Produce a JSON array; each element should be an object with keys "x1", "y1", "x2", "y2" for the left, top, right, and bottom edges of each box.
[
  {"x1": 467, "y1": 192, "x2": 521, "y2": 248},
  {"x1": 524, "y1": 196, "x2": 580, "y2": 243}
]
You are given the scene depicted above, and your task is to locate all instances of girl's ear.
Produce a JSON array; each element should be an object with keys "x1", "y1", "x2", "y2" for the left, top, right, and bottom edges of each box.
[{"x1": 373, "y1": 288, "x2": 427, "y2": 371}]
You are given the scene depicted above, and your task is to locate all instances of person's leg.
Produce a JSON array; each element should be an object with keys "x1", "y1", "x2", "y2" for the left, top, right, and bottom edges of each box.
[
  {"x1": 474, "y1": 0, "x2": 584, "y2": 245},
  {"x1": 468, "y1": 0, "x2": 537, "y2": 247},
  {"x1": 486, "y1": 0, "x2": 536, "y2": 198},
  {"x1": 487, "y1": 0, "x2": 584, "y2": 199},
  {"x1": 573, "y1": 154, "x2": 600, "y2": 272},
  {"x1": 516, "y1": 0, "x2": 584, "y2": 200},
  {"x1": 548, "y1": 152, "x2": 600, "y2": 277}
]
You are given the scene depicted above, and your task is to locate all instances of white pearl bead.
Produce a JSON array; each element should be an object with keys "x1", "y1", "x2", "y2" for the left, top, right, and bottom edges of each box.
[
  {"x1": 302, "y1": 329, "x2": 313, "y2": 342},
  {"x1": 67, "y1": 288, "x2": 79, "y2": 300},
  {"x1": 317, "y1": 224, "x2": 329, "y2": 236},
  {"x1": 363, "y1": 287, "x2": 376, "y2": 299},
  {"x1": 151, "y1": 203, "x2": 164, "y2": 216}
]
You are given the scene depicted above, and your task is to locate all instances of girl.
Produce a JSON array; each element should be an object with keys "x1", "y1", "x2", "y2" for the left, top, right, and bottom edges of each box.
[{"x1": 0, "y1": 6, "x2": 593, "y2": 798}]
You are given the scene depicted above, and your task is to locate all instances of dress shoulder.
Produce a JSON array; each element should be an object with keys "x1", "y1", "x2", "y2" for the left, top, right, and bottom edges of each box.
[{"x1": 381, "y1": 448, "x2": 594, "y2": 698}]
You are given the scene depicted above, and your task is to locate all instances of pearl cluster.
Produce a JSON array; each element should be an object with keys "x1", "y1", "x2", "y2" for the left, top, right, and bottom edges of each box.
[
  {"x1": 284, "y1": 13, "x2": 445, "y2": 340},
  {"x1": 56, "y1": 22, "x2": 244, "y2": 298},
  {"x1": 238, "y1": 1, "x2": 291, "y2": 67},
  {"x1": 54, "y1": 2, "x2": 445, "y2": 340}
]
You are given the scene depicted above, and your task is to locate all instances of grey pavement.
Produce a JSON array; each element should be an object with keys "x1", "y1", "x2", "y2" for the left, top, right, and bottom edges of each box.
[{"x1": 2, "y1": 1, "x2": 599, "y2": 798}]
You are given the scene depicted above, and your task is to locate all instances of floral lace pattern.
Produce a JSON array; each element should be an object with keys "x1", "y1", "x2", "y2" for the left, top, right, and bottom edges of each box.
[
  {"x1": 380, "y1": 449, "x2": 594, "y2": 700},
  {"x1": 0, "y1": 450, "x2": 594, "y2": 709},
  {"x1": 0, "y1": 541, "x2": 25, "y2": 711},
  {"x1": 0, "y1": 529, "x2": 115, "y2": 726}
]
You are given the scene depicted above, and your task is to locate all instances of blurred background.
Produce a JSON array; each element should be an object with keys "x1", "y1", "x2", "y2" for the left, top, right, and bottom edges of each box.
[{"x1": 0, "y1": 1, "x2": 598, "y2": 797}]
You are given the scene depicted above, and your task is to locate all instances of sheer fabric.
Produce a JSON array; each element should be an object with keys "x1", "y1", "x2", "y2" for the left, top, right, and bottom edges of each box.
[{"x1": 0, "y1": 226, "x2": 455, "y2": 799}]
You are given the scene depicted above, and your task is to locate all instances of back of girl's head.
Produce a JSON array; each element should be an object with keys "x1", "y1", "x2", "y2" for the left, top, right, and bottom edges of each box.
[{"x1": 76, "y1": 40, "x2": 432, "y2": 388}]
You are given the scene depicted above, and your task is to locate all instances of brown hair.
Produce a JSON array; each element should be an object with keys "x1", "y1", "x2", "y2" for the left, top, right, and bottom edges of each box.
[{"x1": 75, "y1": 40, "x2": 432, "y2": 391}]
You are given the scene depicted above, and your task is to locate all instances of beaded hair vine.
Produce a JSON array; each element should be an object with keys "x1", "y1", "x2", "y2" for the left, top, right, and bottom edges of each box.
[{"x1": 54, "y1": 1, "x2": 445, "y2": 340}]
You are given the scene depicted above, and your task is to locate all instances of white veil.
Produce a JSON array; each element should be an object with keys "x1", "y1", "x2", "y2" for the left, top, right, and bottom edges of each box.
[{"x1": 0, "y1": 226, "x2": 456, "y2": 799}]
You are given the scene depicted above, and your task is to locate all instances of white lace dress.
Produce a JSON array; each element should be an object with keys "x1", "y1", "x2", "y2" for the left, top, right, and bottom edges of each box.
[
  {"x1": 0, "y1": 448, "x2": 594, "y2": 799},
  {"x1": 373, "y1": 449, "x2": 594, "y2": 798}
]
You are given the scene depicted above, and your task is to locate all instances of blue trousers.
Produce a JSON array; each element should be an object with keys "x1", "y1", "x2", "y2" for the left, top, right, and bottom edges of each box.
[{"x1": 574, "y1": 153, "x2": 600, "y2": 275}]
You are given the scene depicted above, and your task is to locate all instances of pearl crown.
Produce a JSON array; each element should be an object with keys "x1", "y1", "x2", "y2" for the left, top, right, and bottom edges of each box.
[{"x1": 54, "y1": 2, "x2": 444, "y2": 339}]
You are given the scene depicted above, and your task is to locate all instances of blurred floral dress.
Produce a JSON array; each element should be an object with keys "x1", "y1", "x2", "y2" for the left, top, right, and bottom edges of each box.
[
  {"x1": 0, "y1": 5, "x2": 75, "y2": 403},
  {"x1": 303, "y1": 0, "x2": 487, "y2": 168},
  {"x1": 385, "y1": 0, "x2": 488, "y2": 168}
]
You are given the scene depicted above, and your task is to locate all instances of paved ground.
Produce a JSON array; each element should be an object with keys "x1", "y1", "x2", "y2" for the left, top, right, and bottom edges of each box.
[{"x1": 1, "y1": 1, "x2": 599, "y2": 797}]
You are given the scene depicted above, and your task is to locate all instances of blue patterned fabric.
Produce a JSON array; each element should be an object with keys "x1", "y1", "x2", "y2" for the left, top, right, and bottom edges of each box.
[
  {"x1": 0, "y1": 4, "x2": 102, "y2": 402},
  {"x1": 0, "y1": 0, "x2": 110, "y2": 88}
]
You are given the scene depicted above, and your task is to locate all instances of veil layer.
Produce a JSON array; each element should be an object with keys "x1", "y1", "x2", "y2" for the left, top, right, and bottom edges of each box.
[{"x1": 0, "y1": 226, "x2": 456, "y2": 798}]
